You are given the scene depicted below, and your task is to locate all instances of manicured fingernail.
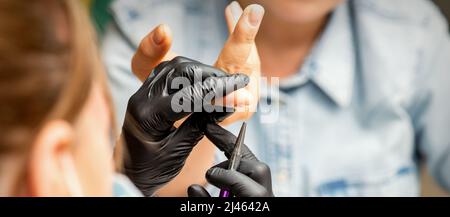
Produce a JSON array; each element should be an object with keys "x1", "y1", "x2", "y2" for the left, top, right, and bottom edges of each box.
[
  {"x1": 153, "y1": 25, "x2": 166, "y2": 45},
  {"x1": 247, "y1": 4, "x2": 264, "y2": 27},
  {"x1": 229, "y1": 1, "x2": 242, "y2": 21}
]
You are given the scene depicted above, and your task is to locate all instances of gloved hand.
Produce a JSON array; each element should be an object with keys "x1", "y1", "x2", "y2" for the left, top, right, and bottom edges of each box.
[
  {"x1": 122, "y1": 56, "x2": 250, "y2": 196},
  {"x1": 187, "y1": 123, "x2": 274, "y2": 197}
]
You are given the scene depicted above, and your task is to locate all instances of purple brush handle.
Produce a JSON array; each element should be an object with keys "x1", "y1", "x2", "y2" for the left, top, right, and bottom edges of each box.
[{"x1": 219, "y1": 189, "x2": 230, "y2": 197}]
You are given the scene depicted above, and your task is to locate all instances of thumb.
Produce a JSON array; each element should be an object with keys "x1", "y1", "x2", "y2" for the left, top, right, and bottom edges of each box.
[
  {"x1": 215, "y1": 4, "x2": 264, "y2": 74},
  {"x1": 132, "y1": 24, "x2": 175, "y2": 82}
]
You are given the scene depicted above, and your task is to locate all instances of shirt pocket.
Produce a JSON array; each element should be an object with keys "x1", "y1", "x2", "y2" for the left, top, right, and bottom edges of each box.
[{"x1": 312, "y1": 165, "x2": 419, "y2": 197}]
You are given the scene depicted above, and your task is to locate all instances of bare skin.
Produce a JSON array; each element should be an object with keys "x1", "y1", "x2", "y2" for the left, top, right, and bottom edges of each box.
[{"x1": 256, "y1": 12, "x2": 328, "y2": 79}]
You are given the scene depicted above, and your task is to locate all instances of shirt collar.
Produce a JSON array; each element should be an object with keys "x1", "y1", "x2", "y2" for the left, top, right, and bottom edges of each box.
[{"x1": 310, "y1": 2, "x2": 355, "y2": 108}]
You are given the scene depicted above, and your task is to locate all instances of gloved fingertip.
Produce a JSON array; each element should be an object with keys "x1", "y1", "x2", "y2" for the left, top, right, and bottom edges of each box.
[
  {"x1": 204, "y1": 123, "x2": 237, "y2": 156},
  {"x1": 187, "y1": 184, "x2": 211, "y2": 197},
  {"x1": 205, "y1": 167, "x2": 221, "y2": 179},
  {"x1": 234, "y1": 73, "x2": 250, "y2": 85},
  {"x1": 211, "y1": 111, "x2": 234, "y2": 123}
]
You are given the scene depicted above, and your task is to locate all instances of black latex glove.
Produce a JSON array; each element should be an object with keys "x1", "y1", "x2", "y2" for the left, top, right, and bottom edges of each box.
[
  {"x1": 187, "y1": 123, "x2": 274, "y2": 197},
  {"x1": 122, "y1": 56, "x2": 249, "y2": 196}
]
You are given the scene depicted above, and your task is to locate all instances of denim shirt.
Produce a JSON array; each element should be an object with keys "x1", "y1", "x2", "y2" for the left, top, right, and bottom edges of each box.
[{"x1": 102, "y1": 0, "x2": 450, "y2": 196}]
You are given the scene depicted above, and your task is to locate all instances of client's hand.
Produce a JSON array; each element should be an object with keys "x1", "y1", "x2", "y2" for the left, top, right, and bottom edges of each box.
[
  {"x1": 188, "y1": 123, "x2": 274, "y2": 197},
  {"x1": 130, "y1": 2, "x2": 264, "y2": 126},
  {"x1": 214, "y1": 2, "x2": 264, "y2": 125},
  {"x1": 122, "y1": 57, "x2": 249, "y2": 196}
]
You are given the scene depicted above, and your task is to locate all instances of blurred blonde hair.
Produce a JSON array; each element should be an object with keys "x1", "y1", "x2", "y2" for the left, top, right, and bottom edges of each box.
[{"x1": 0, "y1": 0, "x2": 117, "y2": 194}]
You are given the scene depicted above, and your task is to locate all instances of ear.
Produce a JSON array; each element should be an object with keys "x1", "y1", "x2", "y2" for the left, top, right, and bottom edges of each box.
[{"x1": 28, "y1": 120, "x2": 81, "y2": 196}]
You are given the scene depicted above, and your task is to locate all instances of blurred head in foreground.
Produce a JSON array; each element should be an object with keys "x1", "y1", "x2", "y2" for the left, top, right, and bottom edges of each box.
[{"x1": 0, "y1": 0, "x2": 114, "y2": 196}]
